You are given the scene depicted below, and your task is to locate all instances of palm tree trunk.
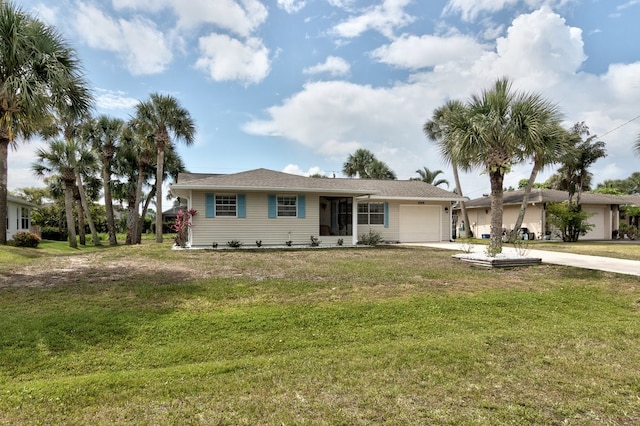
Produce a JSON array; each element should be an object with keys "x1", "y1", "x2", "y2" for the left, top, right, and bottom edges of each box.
[
  {"x1": 75, "y1": 171, "x2": 101, "y2": 245},
  {"x1": 510, "y1": 161, "x2": 541, "y2": 243},
  {"x1": 0, "y1": 137, "x2": 8, "y2": 245},
  {"x1": 77, "y1": 199, "x2": 86, "y2": 245},
  {"x1": 155, "y1": 147, "x2": 165, "y2": 243},
  {"x1": 129, "y1": 163, "x2": 146, "y2": 244},
  {"x1": 64, "y1": 182, "x2": 78, "y2": 249},
  {"x1": 452, "y1": 161, "x2": 471, "y2": 238},
  {"x1": 102, "y1": 161, "x2": 117, "y2": 245},
  {"x1": 488, "y1": 170, "x2": 505, "y2": 255},
  {"x1": 138, "y1": 187, "x2": 155, "y2": 243}
]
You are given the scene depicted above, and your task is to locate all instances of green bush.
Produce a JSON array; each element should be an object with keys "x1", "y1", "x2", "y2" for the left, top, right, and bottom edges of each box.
[
  {"x1": 12, "y1": 231, "x2": 41, "y2": 248},
  {"x1": 358, "y1": 229, "x2": 384, "y2": 246},
  {"x1": 41, "y1": 227, "x2": 68, "y2": 241}
]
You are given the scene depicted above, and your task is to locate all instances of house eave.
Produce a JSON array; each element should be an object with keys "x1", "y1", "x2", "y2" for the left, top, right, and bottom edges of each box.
[{"x1": 170, "y1": 184, "x2": 378, "y2": 196}]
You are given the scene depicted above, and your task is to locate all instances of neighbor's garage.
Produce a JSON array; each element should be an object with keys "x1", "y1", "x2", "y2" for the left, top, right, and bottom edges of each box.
[
  {"x1": 399, "y1": 205, "x2": 441, "y2": 242},
  {"x1": 582, "y1": 205, "x2": 607, "y2": 240}
]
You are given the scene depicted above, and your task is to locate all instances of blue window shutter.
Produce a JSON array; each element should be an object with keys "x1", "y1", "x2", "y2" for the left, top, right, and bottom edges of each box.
[
  {"x1": 268, "y1": 194, "x2": 277, "y2": 218},
  {"x1": 384, "y1": 202, "x2": 389, "y2": 228},
  {"x1": 237, "y1": 194, "x2": 246, "y2": 218},
  {"x1": 205, "y1": 193, "x2": 215, "y2": 218},
  {"x1": 298, "y1": 195, "x2": 306, "y2": 218}
]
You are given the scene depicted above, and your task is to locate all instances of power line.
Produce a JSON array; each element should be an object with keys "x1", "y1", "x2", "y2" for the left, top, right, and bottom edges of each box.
[{"x1": 598, "y1": 114, "x2": 640, "y2": 139}]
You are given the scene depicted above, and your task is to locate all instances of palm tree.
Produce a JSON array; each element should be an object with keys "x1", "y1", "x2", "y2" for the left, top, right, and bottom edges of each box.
[
  {"x1": 85, "y1": 115, "x2": 125, "y2": 245},
  {"x1": 132, "y1": 93, "x2": 196, "y2": 243},
  {"x1": 0, "y1": 2, "x2": 92, "y2": 245},
  {"x1": 342, "y1": 148, "x2": 396, "y2": 179},
  {"x1": 635, "y1": 133, "x2": 640, "y2": 158},
  {"x1": 424, "y1": 99, "x2": 471, "y2": 238},
  {"x1": 412, "y1": 167, "x2": 449, "y2": 188},
  {"x1": 33, "y1": 140, "x2": 80, "y2": 248},
  {"x1": 446, "y1": 78, "x2": 564, "y2": 255},
  {"x1": 508, "y1": 100, "x2": 565, "y2": 242}
]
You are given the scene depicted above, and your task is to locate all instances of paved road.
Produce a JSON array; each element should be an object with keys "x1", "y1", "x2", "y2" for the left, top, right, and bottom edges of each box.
[{"x1": 406, "y1": 242, "x2": 640, "y2": 278}]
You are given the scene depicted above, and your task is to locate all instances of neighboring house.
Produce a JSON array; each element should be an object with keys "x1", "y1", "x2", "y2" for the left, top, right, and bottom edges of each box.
[
  {"x1": 460, "y1": 188, "x2": 640, "y2": 240},
  {"x1": 170, "y1": 168, "x2": 464, "y2": 247},
  {"x1": 6, "y1": 195, "x2": 37, "y2": 241}
]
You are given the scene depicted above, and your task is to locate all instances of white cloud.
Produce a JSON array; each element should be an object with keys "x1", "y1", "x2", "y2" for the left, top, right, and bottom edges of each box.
[
  {"x1": 7, "y1": 140, "x2": 49, "y2": 191},
  {"x1": 112, "y1": 0, "x2": 268, "y2": 38},
  {"x1": 95, "y1": 89, "x2": 140, "y2": 111},
  {"x1": 282, "y1": 165, "x2": 328, "y2": 176},
  {"x1": 331, "y1": 0, "x2": 415, "y2": 39},
  {"x1": 278, "y1": 0, "x2": 306, "y2": 14},
  {"x1": 73, "y1": 3, "x2": 173, "y2": 75},
  {"x1": 303, "y1": 56, "x2": 351, "y2": 76},
  {"x1": 371, "y1": 34, "x2": 486, "y2": 70},
  {"x1": 195, "y1": 34, "x2": 271, "y2": 85},
  {"x1": 444, "y1": 0, "x2": 575, "y2": 22},
  {"x1": 32, "y1": 3, "x2": 58, "y2": 25}
]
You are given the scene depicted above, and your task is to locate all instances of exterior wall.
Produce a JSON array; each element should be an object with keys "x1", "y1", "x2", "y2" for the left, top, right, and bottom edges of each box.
[
  {"x1": 188, "y1": 191, "x2": 453, "y2": 246},
  {"x1": 6, "y1": 200, "x2": 32, "y2": 241},
  {"x1": 463, "y1": 203, "x2": 614, "y2": 240},
  {"x1": 189, "y1": 190, "x2": 322, "y2": 247}
]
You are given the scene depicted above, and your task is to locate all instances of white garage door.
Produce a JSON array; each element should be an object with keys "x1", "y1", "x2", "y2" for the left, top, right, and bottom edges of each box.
[
  {"x1": 399, "y1": 205, "x2": 441, "y2": 242},
  {"x1": 583, "y1": 206, "x2": 606, "y2": 240}
]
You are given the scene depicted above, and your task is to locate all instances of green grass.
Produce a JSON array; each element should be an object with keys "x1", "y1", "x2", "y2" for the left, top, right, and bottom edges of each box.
[{"x1": 0, "y1": 245, "x2": 639, "y2": 424}]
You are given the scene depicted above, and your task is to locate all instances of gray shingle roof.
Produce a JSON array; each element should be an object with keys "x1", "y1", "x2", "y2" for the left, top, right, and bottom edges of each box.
[
  {"x1": 172, "y1": 168, "x2": 464, "y2": 200},
  {"x1": 463, "y1": 188, "x2": 640, "y2": 208}
]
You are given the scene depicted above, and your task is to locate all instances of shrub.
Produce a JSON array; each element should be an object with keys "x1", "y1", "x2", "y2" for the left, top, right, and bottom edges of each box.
[
  {"x1": 337, "y1": 238, "x2": 344, "y2": 246},
  {"x1": 12, "y1": 231, "x2": 41, "y2": 248},
  {"x1": 546, "y1": 202, "x2": 594, "y2": 242},
  {"x1": 41, "y1": 227, "x2": 67, "y2": 241},
  {"x1": 358, "y1": 229, "x2": 383, "y2": 246},
  {"x1": 227, "y1": 240, "x2": 242, "y2": 248},
  {"x1": 310, "y1": 236, "x2": 321, "y2": 247}
]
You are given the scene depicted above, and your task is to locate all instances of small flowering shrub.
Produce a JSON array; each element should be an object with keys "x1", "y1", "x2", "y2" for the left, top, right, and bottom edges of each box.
[
  {"x1": 172, "y1": 208, "x2": 197, "y2": 248},
  {"x1": 13, "y1": 231, "x2": 41, "y2": 248}
]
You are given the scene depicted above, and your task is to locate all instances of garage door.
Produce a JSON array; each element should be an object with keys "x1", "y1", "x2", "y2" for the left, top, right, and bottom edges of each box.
[
  {"x1": 399, "y1": 205, "x2": 441, "y2": 242},
  {"x1": 583, "y1": 206, "x2": 606, "y2": 240}
]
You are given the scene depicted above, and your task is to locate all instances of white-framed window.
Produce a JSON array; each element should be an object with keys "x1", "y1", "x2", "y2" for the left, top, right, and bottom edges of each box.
[
  {"x1": 215, "y1": 194, "x2": 237, "y2": 217},
  {"x1": 277, "y1": 195, "x2": 297, "y2": 217},
  {"x1": 20, "y1": 207, "x2": 29, "y2": 229},
  {"x1": 358, "y1": 202, "x2": 385, "y2": 225}
]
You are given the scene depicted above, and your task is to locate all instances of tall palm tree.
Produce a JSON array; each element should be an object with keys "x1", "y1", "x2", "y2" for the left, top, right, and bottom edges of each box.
[
  {"x1": 412, "y1": 167, "x2": 450, "y2": 188},
  {"x1": 635, "y1": 133, "x2": 640, "y2": 159},
  {"x1": 342, "y1": 148, "x2": 396, "y2": 179},
  {"x1": 32, "y1": 140, "x2": 80, "y2": 248},
  {"x1": 509, "y1": 99, "x2": 565, "y2": 242},
  {"x1": 132, "y1": 93, "x2": 196, "y2": 243},
  {"x1": 447, "y1": 78, "x2": 564, "y2": 255},
  {"x1": 0, "y1": 2, "x2": 92, "y2": 244},
  {"x1": 424, "y1": 99, "x2": 471, "y2": 238},
  {"x1": 85, "y1": 115, "x2": 125, "y2": 245}
]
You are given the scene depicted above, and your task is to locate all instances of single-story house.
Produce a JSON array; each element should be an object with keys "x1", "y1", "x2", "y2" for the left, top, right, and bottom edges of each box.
[
  {"x1": 459, "y1": 188, "x2": 640, "y2": 240},
  {"x1": 170, "y1": 168, "x2": 465, "y2": 247},
  {"x1": 6, "y1": 195, "x2": 37, "y2": 241}
]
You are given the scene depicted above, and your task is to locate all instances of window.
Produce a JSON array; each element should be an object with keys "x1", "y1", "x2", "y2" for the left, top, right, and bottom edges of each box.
[
  {"x1": 277, "y1": 195, "x2": 297, "y2": 217},
  {"x1": 358, "y1": 203, "x2": 385, "y2": 225},
  {"x1": 215, "y1": 195, "x2": 237, "y2": 217},
  {"x1": 20, "y1": 207, "x2": 29, "y2": 229}
]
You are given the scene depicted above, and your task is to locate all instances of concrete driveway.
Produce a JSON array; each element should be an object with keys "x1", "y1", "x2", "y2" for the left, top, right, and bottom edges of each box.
[{"x1": 407, "y1": 242, "x2": 640, "y2": 278}]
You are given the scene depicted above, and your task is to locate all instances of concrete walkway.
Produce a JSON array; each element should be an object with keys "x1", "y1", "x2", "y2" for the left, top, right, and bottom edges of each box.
[{"x1": 405, "y1": 242, "x2": 640, "y2": 278}]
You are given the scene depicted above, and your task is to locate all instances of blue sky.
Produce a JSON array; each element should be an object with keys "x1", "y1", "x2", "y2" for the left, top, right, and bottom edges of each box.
[{"x1": 9, "y1": 0, "x2": 640, "y2": 200}]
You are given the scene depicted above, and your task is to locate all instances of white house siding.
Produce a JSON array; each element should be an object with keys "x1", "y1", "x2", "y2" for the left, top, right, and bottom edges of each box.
[
  {"x1": 6, "y1": 200, "x2": 33, "y2": 241},
  {"x1": 189, "y1": 191, "x2": 321, "y2": 247}
]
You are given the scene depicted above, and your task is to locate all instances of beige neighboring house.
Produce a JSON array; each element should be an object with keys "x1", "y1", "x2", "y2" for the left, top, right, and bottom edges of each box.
[
  {"x1": 170, "y1": 168, "x2": 465, "y2": 247},
  {"x1": 6, "y1": 195, "x2": 37, "y2": 241},
  {"x1": 460, "y1": 188, "x2": 640, "y2": 241}
]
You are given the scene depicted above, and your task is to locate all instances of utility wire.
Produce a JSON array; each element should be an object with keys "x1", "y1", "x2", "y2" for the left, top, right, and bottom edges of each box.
[{"x1": 598, "y1": 114, "x2": 640, "y2": 139}]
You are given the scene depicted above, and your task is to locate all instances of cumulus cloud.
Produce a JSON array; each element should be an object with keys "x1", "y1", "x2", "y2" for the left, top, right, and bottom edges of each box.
[
  {"x1": 195, "y1": 34, "x2": 271, "y2": 85},
  {"x1": 371, "y1": 34, "x2": 486, "y2": 70},
  {"x1": 31, "y1": 3, "x2": 58, "y2": 25},
  {"x1": 331, "y1": 0, "x2": 415, "y2": 39},
  {"x1": 282, "y1": 165, "x2": 328, "y2": 176},
  {"x1": 444, "y1": 0, "x2": 574, "y2": 22},
  {"x1": 112, "y1": 0, "x2": 268, "y2": 37},
  {"x1": 95, "y1": 89, "x2": 140, "y2": 111},
  {"x1": 73, "y1": 3, "x2": 173, "y2": 75},
  {"x1": 303, "y1": 56, "x2": 351, "y2": 76}
]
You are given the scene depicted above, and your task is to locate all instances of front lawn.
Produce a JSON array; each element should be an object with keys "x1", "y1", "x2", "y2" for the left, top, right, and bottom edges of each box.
[{"x1": 0, "y1": 244, "x2": 638, "y2": 424}]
